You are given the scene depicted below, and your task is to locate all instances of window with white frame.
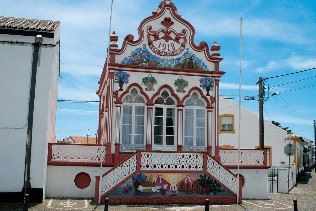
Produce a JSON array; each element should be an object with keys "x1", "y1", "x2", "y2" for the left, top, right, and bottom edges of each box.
[
  {"x1": 121, "y1": 88, "x2": 146, "y2": 145},
  {"x1": 184, "y1": 93, "x2": 206, "y2": 147},
  {"x1": 220, "y1": 114, "x2": 234, "y2": 133},
  {"x1": 153, "y1": 90, "x2": 176, "y2": 149}
]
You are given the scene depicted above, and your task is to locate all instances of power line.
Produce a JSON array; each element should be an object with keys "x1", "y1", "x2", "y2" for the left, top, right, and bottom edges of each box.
[
  {"x1": 275, "y1": 84, "x2": 316, "y2": 94},
  {"x1": 264, "y1": 67, "x2": 316, "y2": 80},
  {"x1": 270, "y1": 75, "x2": 316, "y2": 88}
]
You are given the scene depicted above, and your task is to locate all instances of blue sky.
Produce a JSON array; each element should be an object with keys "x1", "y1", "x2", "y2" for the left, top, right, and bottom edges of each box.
[{"x1": 1, "y1": 0, "x2": 315, "y2": 140}]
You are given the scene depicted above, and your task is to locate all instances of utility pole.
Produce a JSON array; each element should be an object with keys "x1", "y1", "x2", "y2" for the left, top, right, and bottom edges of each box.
[{"x1": 258, "y1": 77, "x2": 264, "y2": 149}]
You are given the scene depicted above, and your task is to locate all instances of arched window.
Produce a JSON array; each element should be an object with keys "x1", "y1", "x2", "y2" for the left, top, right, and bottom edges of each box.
[
  {"x1": 153, "y1": 90, "x2": 176, "y2": 150},
  {"x1": 184, "y1": 93, "x2": 206, "y2": 148},
  {"x1": 121, "y1": 88, "x2": 146, "y2": 146}
]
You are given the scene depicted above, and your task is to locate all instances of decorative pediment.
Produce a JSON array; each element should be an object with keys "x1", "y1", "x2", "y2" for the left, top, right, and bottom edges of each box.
[{"x1": 111, "y1": 0, "x2": 222, "y2": 72}]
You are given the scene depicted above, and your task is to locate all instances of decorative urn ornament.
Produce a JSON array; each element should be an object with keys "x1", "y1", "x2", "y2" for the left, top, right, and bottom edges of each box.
[
  {"x1": 199, "y1": 77, "x2": 214, "y2": 96},
  {"x1": 174, "y1": 76, "x2": 189, "y2": 93},
  {"x1": 142, "y1": 74, "x2": 157, "y2": 91},
  {"x1": 114, "y1": 71, "x2": 130, "y2": 91}
]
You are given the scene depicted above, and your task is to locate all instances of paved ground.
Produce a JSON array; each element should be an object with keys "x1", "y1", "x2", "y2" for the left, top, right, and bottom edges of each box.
[{"x1": 2, "y1": 170, "x2": 316, "y2": 210}]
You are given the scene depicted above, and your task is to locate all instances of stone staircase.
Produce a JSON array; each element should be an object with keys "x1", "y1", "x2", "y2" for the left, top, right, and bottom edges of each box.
[{"x1": 95, "y1": 151, "x2": 241, "y2": 204}]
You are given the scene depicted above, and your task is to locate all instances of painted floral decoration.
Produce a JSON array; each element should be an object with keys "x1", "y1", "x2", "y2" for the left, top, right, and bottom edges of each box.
[
  {"x1": 142, "y1": 74, "x2": 157, "y2": 91},
  {"x1": 114, "y1": 71, "x2": 130, "y2": 91},
  {"x1": 199, "y1": 77, "x2": 214, "y2": 96},
  {"x1": 132, "y1": 172, "x2": 147, "y2": 191},
  {"x1": 121, "y1": 44, "x2": 208, "y2": 71},
  {"x1": 174, "y1": 77, "x2": 189, "y2": 93}
]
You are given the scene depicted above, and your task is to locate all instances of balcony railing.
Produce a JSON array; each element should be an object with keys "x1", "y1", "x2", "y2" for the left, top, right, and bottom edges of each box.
[
  {"x1": 48, "y1": 143, "x2": 106, "y2": 165},
  {"x1": 219, "y1": 149, "x2": 269, "y2": 167}
]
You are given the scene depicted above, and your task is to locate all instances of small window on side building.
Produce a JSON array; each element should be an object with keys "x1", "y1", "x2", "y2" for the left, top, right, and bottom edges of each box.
[{"x1": 220, "y1": 114, "x2": 234, "y2": 133}]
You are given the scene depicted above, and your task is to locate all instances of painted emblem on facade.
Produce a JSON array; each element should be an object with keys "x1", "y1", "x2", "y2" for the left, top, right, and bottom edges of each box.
[
  {"x1": 174, "y1": 77, "x2": 188, "y2": 93},
  {"x1": 147, "y1": 17, "x2": 187, "y2": 57},
  {"x1": 114, "y1": 71, "x2": 130, "y2": 91},
  {"x1": 142, "y1": 74, "x2": 157, "y2": 91},
  {"x1": 199, "y1": 77, "x2": 214, "y2": 96},
  {"x1": 122, "y1": 45, "x2": 208, "y2": 71}
]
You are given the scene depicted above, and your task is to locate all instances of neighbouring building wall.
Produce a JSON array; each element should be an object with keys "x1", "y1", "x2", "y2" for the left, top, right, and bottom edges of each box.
[
  {"x1": 230, "y1": 169, "x2": 268, "y2": 199},
  {"x1": 46, "y1": 166, "x2": 110, "y2": 198},
  {"x1": 219, "y1": 98, "x2": 295, "y2": 167},
  {"x1": 0, "y1": 23, "x2": 59, "y2": 201}
]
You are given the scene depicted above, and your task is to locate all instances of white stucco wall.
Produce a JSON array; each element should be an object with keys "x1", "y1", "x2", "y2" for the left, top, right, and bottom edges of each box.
[
  {"x1": 230, "y1": 169, "x2": 268, "y2": 199},
  {"x1": 46, "y1": 166, "x2": 110, "y2": 198},
  {"x1": 219, "y1": 98, "x2": 295, "y2": 167},
  {"x1": 0, "y1": 32, "x2": 59, "y2": 198}
]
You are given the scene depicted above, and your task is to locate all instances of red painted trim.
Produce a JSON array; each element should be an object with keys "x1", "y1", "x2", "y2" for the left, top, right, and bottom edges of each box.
[
  {"x1": 95, "y1": 176, "x2": 100, "y2": 204},
  {"x1": 146, "y1": 144, "x2": 152, "y2": 151},
  {"x1": 150, "y1": 84, "x2": 182, "y2": 106},
  {"x1": 136, "y1": 151, "x2": 141, "y2": 171},
  {"x1": 181, "y1": 87, "x2": 212, "y2": 109},
  {"x1": 225, "y1": 165, "x2": 270, "y2": 169},
  {"x1": 203, "y1": 152, "x2": 208, "y2": 172},
  {"x1": 141, "y1": 170, "x2": 205, "y2": 174},
  {"x1": 48, "y1": 143, "x2": 104, "y2": 147},
  {"x1": 103, "y1": 195, "x2": 237, "y2": 205},
  {"x1": 110, "y1": 3, "x2": 223, "y2": 63},
  {"x1": 114, "y1": 143, "x2": 120, "y2": 165},
  {"x1": 116, "y1": 83, "x2": 150, "y2": 104},
  {"x1": 177, "y1": 145, "x2": 183, "y2": 152}
]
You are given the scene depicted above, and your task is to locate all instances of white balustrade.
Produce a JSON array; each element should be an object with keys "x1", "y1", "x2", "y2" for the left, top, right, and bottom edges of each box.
[
  {"x1": 219, "y1": 149, "x2": 264, "y2": 166},
  {"x1": 50, "y1": 144, "x2": 106, "y2": 163},
  {"x1": 141, "y1": 152, "x2": 203, "y2": 171},
  {"x1": 207, "y1": 155, "x2": 238, "y2": 194},
  {"x1": 101, "y1": 154, "x2": 137, "y2": 195}
]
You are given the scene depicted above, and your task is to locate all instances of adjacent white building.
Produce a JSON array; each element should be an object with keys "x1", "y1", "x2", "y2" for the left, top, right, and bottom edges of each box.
[
  {"x1": 0, "y1": 16, "x2": 60, "y2": 202},
  {"x1": 219, "y1": 98, "x2": 314, "y2": 192}
]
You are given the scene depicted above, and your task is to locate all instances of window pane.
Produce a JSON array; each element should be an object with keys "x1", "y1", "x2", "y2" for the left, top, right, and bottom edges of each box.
[
  {"x1": 165, "y1": 97, "x2": 175, "y2": 105},
  {"x1": 135, "y1": 125, "x2": 144, "y2": 135},
  {"x1": 155, "y1": 97, "x2": 164, "y2": 104},
  {"x1": 196, "y1": 128, "x2": 205, "y2": 146},
  {"x1": 154, "y1": 135, "x2": 163, "y2": 145},
  {"x1": 122, "y1": 125, "x2": 131, "y2": 144},
  {"x1": 154, "y1": 117, "x2": 163, "y2": 126},
  {"x1": 154, "y1": 125, "x2": 163, "y2": 135},
  {"x1": 166, "y1": 136, "x2": 174, "y2": 145},
  {"x1": 196, "y1": 109, "x2": 205, "y2": 118},
  {"x1": 135, "y1": 115, "x2": 144, "y2": 125},
  {"x1": 134, "y1": 96, "x2": 145, "y2": 103},
  {"x1": 166, "y1": 108, "x2": 175, "y2": 117},
  {"x1": 122, "y1": 106, "x2": 133, "y2": 124},
  {"x1": 166, "y1": 117, "x2": 175, "y2": 127},
  {"x1": 134, "y1": 135, "x2": 144, "y2": 144},
  {"x1": 184, "y1": 109, "x2": 194, "y2": 136},
  {"x1": 155, "y1": 107, "x2": 163, "y2": 116},
  {"x1": 135, "y1": 106, "x2": 144, "y2": 115},
  {"x1": 166, "y1": 126, "x2": 174, "y2": 135},
  {"x1": 184, "y1": 137, "x2": 193, "y2": 146},
  {"x1": 196, "y1": 117, "x2": 205, "y2": 128}
]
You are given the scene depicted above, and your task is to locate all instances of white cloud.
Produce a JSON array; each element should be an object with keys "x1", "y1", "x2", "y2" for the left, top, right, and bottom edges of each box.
[
  {"x1": 220, "y1": 82, "x2": 257, "y2": 91},
  {"x1": 256, "y1": 55, "x2": 316, "y2": 72},
  {"x1": 58, "y1": 86, "x2": 98, "y2": 101}
]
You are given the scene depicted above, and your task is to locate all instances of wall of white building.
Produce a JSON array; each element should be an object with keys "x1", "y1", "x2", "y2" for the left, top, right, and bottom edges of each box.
[
  {"x1": 219, "y1": 98, "x2": 295, "y2": 167},
  {"x1": 230, "y1": 169, "x2": 268, "y2": 199},
  {"x1": 0, "y1": 31, "x2": 59, "y2": 200},
  {"x1": 46, "y1": 166, "x2": 110, "y2": 198}
]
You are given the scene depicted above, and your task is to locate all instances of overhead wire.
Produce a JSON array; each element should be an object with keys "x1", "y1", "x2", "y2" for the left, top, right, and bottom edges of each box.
[
  {"x1": 264, "y1": 67, "x2": 316, "y2": 80},
  {"x1": 270, "y1": 75, "x2": 316, "y2": 88}
]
